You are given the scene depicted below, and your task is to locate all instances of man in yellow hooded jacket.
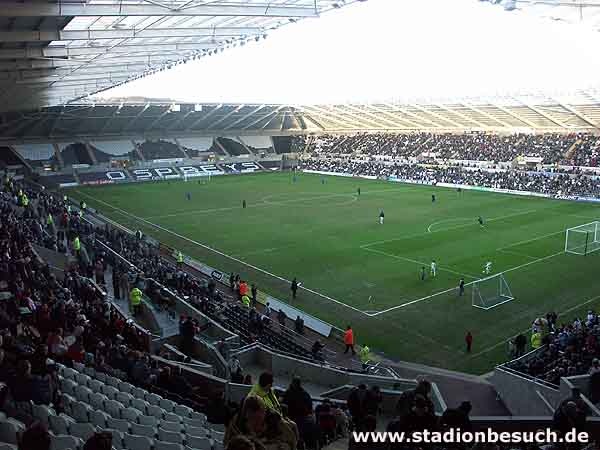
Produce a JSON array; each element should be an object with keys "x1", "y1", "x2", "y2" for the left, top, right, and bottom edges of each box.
[
  {"x1": 130, "y1": 287, "x2": 143, "y2": 316},
  {"x1": 248, "y1": 372, "x2": 283, "y2": 416}
]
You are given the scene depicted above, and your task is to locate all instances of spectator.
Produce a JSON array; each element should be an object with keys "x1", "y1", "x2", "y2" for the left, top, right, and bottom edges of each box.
[
  {"x1": 294, "y1": 316, "x2": 304, "y2": 335},
  {"x1": 441, "y1": 401, "x2": 472, "y2": 432},
  {"x1": 347, "y1": 384, "x2": 368, "y2": 430},
  {"x1": 396, "y1": 379, "x2": 433, "y2": 420},
  {"x1": 282, "y1": 377, "x2": 312, "y2": 426},
  {"x1": 226, "y1": 436, "x2": 256, "y2": 450},
  {"x1": 465, "y1": 332, "x2": 473, "y2": 353},
  {"x1": 83, "y1": 432, "x2": 113, "y2": 450},
  {"x1": 18, "y1": 423, "x2": 51, "y2": 450},
  {"x1": 225, "y1": 396, "x2": 298, "y2": 450},
  {"x1": 344, "y1": 325, "x2": 355, "y2": 355},
  {"x1": 249, "y1": 372, "x2": 283, "y2": 416}
]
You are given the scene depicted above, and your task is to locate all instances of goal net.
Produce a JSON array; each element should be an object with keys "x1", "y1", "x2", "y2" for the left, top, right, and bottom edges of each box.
[
  {"x1": 565, "y1": 222, "x2": 600, "y2": 256},
  {"x1": 471, "y1": 273, "x2": 514, "y2": 310}
]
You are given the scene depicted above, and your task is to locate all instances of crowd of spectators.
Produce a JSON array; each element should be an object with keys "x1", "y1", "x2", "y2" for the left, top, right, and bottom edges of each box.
[
  {"x1": 295, "y1": 132, "x2": 600, "y2": 164},
  {"x1": 506, "y1": 311, "x2": 600, "y2": 393},
  {"x1": 0, "y1": 179, "x2": 236, "y2": 444},
  {"x1": 301, "y1": 159, "x2": 600, "y2": 198},
  {"x1": 570, "y1": 135, "x2": 600, "y2": 168},
  {"x1": 1, "y1": 176, "x2": 598, "y2": 449}
]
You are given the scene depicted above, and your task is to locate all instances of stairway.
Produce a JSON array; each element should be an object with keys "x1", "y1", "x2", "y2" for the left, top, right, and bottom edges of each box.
[{"x1": 106, "y1": 267, "x2": 179, "y2": 338}]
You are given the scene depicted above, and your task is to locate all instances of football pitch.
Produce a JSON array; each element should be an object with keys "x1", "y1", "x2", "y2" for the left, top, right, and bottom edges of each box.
[{"x1": 70, "y1": 172, "x2": 600, "y2": 374}]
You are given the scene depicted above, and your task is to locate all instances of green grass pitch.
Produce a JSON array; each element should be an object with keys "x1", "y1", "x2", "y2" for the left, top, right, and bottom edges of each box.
[{"x1": 70, "y1": 172, "x2": 600, "y2": 374}]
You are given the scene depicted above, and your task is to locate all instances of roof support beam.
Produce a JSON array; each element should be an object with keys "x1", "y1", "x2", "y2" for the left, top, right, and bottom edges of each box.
[
  {"x1": 0, "y1": 27, "x2": 263, "y2": 43},
  {"x1": 99, "y1": 105, "x2": 124, "y2": 134},
  {"x1": 365, "y1": 104, "x2": 425, "y2": 129},
  {"x1": 297, "y1": 108, "x2": 354, "y2": 130},
  {"x1": 144, "y1": 107, "x2": 175, "y2": 132},
  {"x1": 0, "y1": 55, "x2": 189, "y2": 71},
  {"x1": 125, "y1": 104, "x2": 152, "y2": 131},
  {"x1": 435, "y1": 104, "x2": 490, "y2": 128},
  {"x1": 300, "y1": 113, "x2": 325, "y2": 131},
  {"x1": 303, "y1": 105, "x2": 377, "y2": 129},
  {"x1": 166, "y1": 109, "x2": 197, "y2": 131},
  {"x1": 13, "y1": 74, "x2": 131, "y2": 85},
  {"x1": 344, "y1": 104, "x2": 411, "y2": 129},
  {"x1": 223, "y1": 105, "x2": 266, "y2": 130},
  {"x1": 516, "y1": 99, "x2": 568, "y2": 128},
  {"x1": 554, "y1": 102, "x2": 600, "y2": 130},
  {"x1": 0, "y1": 3, "x2": 318, "y2": 18},
  {"x1": 186, "y1": 104, "x2": 223, "y2": 131},
  {"x1": 204, "y1": 105, "x2": 246, "y2": 129},
  {"x1": 461, "y1": 102, "x2": 515, "y2": 128},
  {"x1": 383, "y1": 103, "x2": 444, "y2": 128},
  {"x1": 409, "y1": 104, "x2": 464, "y2": 128},
  {"x1": 490, "y1": 102, "x2": 539, "y2": 128},
  {"x1": 326, "y1": 105, "x2": 390, "y2": 129},
  {"x1": 241, "y1": 106, "x2": 286, "y2": 130}
]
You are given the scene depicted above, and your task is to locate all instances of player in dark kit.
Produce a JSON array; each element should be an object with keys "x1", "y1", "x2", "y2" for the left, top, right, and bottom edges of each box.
[
  {"x1": 459, "y1": 278, "x2": 465, "y2": 296},
  {"x1": 186, "y1": 192, "x2": 191, "y2": 201},
  {"x1": 357, "y1": 187, "x2": 361, "y2": 196},
  {"x1": 478, "y1": 216, "x2": 485, "y2": 227},
  {"x1": 432, "y1": 194, "x2": 436, "y2": 203},
  {"x1": 242, "y1": 200, "x2": 247, "y2": 209}
]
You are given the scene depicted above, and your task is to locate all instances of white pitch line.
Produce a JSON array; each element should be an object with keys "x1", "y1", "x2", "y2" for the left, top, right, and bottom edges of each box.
[
  {"x1": 363, "y1": 246, "x2": 480, "y2": 280},
  {"x1": 427, "y1": 217, "x2": 474, "y2": 233},
  {"x1": 496, "y1": 229, "x2": 564, "y2": 252},
  {"x1": 74, "y1": 189, "x2": 372, "y2": 318},
  {"x1": 469, "y1": 294, "x2": 600, "y2": 358},
  {"x1": 144, "y1": 187, "x2": 402, "y2": 220},
  {"x1": 497, "y1": 249, "x2": 539, "y2": 261},
  {"x1": 361, "y1": 208, "x2": 539, "y2": 249},
  {"x1": 366, "y1": 248, "x2": 566, "y2": 317}
]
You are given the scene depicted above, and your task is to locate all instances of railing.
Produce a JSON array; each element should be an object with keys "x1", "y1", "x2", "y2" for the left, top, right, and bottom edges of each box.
[
  {"x1": 495, "y1": 364, "x2": 560, "y2": 391},
  {"x1": 497, "y1": 345, "x2": 561, "y2": 390}
]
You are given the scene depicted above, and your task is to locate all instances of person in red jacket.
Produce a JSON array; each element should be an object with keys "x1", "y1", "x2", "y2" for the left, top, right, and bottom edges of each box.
[
  {"x1": 239, "y1": 280, "x2": 248, "y2": 298},
  {"x1": 344, "y1": 325, "x2": 355, "y2": 355},
  {"x1": 465, "y1": 331, "x2": 473, "y2": 353}
]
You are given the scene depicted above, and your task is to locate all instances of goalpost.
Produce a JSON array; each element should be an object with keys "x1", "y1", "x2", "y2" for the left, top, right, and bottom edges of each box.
[
  {"x1": 565, "y1": 221, "x2": 600, "y2": 256},
  {"x1": 471, "y1": 273, "x2": 514, "y2": 310}
]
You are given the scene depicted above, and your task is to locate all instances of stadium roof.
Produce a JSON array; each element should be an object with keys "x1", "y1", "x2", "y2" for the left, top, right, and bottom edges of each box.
[
  {"x1": 0, "y1": 0, "x2": 359, "y2": 112},
  {"x1": 483, "y1": 0, "x2": 600, "y2": 31},
  {"x1": 1, "y1": 90, "x2": 599, "y2": 142}
]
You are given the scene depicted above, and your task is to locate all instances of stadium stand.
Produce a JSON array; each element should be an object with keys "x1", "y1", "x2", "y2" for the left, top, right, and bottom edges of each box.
[
  {"x1": 57, "y1": 143, "x2": 95, "y2": 166},
  {"x1": 570, "y1": 135, "x2": 600, "y2": 167},
  {"x1": 215, "y1": 138, "x2": 250, "y2": 157},
  {"x1": 13, "y1": 144, "x2": 55, "y2": 167},
  {"x1": 136, "y1": 140, "x2": 184, "y2": 161},
  {"x1": 238, "y1": 137, "x2": 275, "y2": 156},
  {"x1": 297, "y1": 132, "x2": 600, "y2": 164},
  {"x1": 502, "y1": 311, "x2": 600, "y2": 386},
  {"x1": 90, "y1": 141, "x2": 136, "y2": 162},
  {"x1": 302, "y1": 159, "x2": 600, "y2": 197},
  {"x1": 2, "y1": 174, "x2": 600, "y2": 449},
  {"x1": 272, "y1": 136, "x2": 295, "y2": 154},
  {"x1": 177, "y1": 138, "x2": 214, "y2": 158}
]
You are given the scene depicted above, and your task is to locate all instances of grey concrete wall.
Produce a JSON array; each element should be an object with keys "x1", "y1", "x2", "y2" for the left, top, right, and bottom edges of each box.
[{"x1": 491, "y1": 368, "x2": 562, "y2": 415}]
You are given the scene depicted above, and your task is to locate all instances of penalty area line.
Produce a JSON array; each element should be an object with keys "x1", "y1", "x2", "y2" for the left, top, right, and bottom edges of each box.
[
  {"x1": 365, "y1": 248, "x2": 566, "y2": 318},
  {"x1": 362, "y1": 247, "x2": 480, "y2": 281}
]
